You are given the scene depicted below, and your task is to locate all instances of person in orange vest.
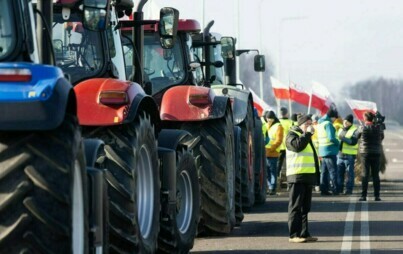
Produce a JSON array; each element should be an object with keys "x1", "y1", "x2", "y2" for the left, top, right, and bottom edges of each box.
[
  {"x1": 265, "y1": 111, "x2": 284, "y2": 195},
  {"x1": 337, "y1": 114, "x2": 359, "y2": 195},
  {"x1": 277, "y1": 107, "x2": 293, "y2": 177}
]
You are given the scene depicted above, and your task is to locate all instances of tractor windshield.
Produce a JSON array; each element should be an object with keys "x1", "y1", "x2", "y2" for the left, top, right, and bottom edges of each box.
[
  {"x1": 192, "y1": 43, "x2": 224, "y2": 85},
  {"x1": 0, "y1": 0, "x2": 17, "y2": 61},
  {"x1": 52, "y1": 12, "x2": 105, "y2": 84},
  {"x1": 143, "y1": 33, "x2": 185, "y2": 94}
]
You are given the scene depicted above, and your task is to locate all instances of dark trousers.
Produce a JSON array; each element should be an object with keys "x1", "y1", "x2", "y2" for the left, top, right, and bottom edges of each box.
[
  {"x1": 361, "y1": 153, "x2": 381, "y2": 198},
  {"x1": 288, "y1": 183, "x2": 312, "y2": 238},
  {"x1": 277, "y1": 150, "x2": 286, "y2": 177}
]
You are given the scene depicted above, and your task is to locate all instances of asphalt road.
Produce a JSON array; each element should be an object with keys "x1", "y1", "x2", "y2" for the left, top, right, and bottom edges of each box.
[{"x1": 191, "y1": 128, "x2": 403, "y2": 254}]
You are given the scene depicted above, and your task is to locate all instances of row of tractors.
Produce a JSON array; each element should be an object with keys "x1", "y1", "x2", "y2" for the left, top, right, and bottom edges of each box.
[{"x1": 0, "y1": 0, "x2": 267, "y2": 253}]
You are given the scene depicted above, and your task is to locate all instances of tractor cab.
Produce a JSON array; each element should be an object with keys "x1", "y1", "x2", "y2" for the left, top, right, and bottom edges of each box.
[
  {"x1": 123, "y1": 19, "x2": 204, "y2": 97},
  {"x1": 52, "y1": 0, "x2": 126, "y2": 84}
]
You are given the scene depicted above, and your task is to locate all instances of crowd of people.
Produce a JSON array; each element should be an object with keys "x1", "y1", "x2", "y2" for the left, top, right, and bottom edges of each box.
[{"x1": 261, "y1": 107, "x2": 385, "y2": 243}]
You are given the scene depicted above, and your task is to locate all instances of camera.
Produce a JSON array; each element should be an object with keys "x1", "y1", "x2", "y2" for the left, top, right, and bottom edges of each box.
[{"x1": 374, "y1": 111, "x2": 386, "y2": 130}]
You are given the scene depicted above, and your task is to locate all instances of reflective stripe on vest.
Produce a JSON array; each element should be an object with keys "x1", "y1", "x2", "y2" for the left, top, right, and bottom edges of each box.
[
  {"x1": 286, "y1": 130, "x2": 316, "y2": 175},
  {"x1": 317, "y1": 121, "x2": 333, "y2": 147},
  {"x1": 266, "y1": 122, "x2": 281, "y2": 153},
  {"x1": 341, "y1": 125, "x2": 358, "y2": 155},
  {"x1": 279, "y1": 119, "x2": 293, "y2": 150}
]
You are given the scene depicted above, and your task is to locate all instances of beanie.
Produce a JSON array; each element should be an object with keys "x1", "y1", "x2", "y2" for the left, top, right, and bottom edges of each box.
[
  {"x1": 280, "y1": 107, "x2": 288, "y2": 116},
  {"x1": 297, "y1": 114, "x2": 312, "y2": 126},
  {"x1": 291, "y1": 113, "x2": 298, "y2": 122},
  {"x1": 327, "y1": 108, "x2": 338, "y2": 118},
  {"x1": 344, "y1": 114, "x2": 354, "y2": 123}
]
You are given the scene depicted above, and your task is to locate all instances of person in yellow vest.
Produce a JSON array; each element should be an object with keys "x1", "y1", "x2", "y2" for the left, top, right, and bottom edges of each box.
[
  {"x1": 336, "y1": 114, "x2": 358, "y2": 195},
  {"x1": 265, "y1": 111, "x2": 284, "y2": 195},
  {"x1": 277, "y1": 107, "x2": 293, "y2": 177},
  {"x1": 311, "y1": 115, "x2": 320, "y2": 151},
  {"x1": 333, "y1": 117, "x2": 343, "y2": 136},
  {"x1": 286, "y1": 114, "x2": 319, "y2": 243},
  {"x1": 317, "y1": 108, "x2": 340, "y2": 195}
]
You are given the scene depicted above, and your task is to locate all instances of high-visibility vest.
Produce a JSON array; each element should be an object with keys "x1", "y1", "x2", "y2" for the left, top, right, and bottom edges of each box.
[
  {"x1": 339, "y1": 125, "x2": 358, "y2": 155},
  {"x1": 262, "y1": 119, "x2": 268, "y2": 144},
  {"x1": 279, "y1": 118, "x2": 293, "y2": 150},
  {"x1": 317, "y1": 121, "x2": 334, "y2": 147},
  {"x1": 286, "y1": 130, "x2": 316, "y2": 176},
  {"x1": 266, "y1": 122, "x2": 281, "y2": 153}
]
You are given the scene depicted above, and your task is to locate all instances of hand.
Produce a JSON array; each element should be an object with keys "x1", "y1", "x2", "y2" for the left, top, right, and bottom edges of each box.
[{"x1": 306, "y1": 125, "x2": 315, "y2": 134}]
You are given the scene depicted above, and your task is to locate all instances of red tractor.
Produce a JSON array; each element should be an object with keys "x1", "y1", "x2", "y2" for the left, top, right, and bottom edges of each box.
[
  {"x1": 52, "y1": 0, "x2": 200, "y2": 253},
  {"x1": 123, "y1": 19, "x2": 238, "y2": 235}
]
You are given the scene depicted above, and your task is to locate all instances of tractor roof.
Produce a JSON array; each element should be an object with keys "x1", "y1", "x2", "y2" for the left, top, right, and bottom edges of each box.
[{"x1": 144, "y1": 19, "x2": 201, "y2": 33}]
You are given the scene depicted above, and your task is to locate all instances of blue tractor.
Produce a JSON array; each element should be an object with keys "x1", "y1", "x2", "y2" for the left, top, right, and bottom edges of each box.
[{"x1": 0, "y1": 0, "x2": 108, "y2": 253}]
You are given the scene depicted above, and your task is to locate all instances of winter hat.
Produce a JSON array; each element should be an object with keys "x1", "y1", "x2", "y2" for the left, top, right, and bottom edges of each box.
[
  {"x1": 297, "y1": 114, "x2": 312, "y2": 126},
  {"x1": 291, "y1": 113, "x2": 298, "y2": 122},
  {"x1": 327, "y1": 108, "x2": 338, "y2": 118},
  {"x1": 280, "y1": 107, "x2": 288, "y2": 117},
  {"x1": 344, "y1": 114, "x2": 354, "y2": 123}
]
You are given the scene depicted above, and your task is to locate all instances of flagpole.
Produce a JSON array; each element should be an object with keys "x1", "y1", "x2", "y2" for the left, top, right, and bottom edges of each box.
[
  {"x1": 276, "y1": 98, "x2": 280, "y2": 116},
  {"x1": 307, "y1": 85, "x2": 313, "y2": 114},
  {"x1": 288, "y1": 80, "x2": 292, "y2": 115}
]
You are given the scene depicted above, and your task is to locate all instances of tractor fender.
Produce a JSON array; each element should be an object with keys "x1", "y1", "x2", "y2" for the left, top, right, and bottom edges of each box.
[
  {"x1": 160, "y1": 85, "x2": 229, "y2": 122},
  {"x1": 75, "y1": 79, "x2": 159, "y2": 131},
  {"x1": 0, "y1": 63, "x2": 74, "y2": 131},
  {"x1": 83, "y1": 139, "x2": 105, "y2": 168},
  {"x1": 211, "y1": 85, "x2": 253, "y2": 125}
]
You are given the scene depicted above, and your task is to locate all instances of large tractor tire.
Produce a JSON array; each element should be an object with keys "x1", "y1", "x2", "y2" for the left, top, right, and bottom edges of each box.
[
  {"x1": 239, "y1": 103, "x2": 255, "y2": 210},
  {"x1": 182, "y1": 108, "x2": 236, "y2": 235},
  {"x1": 254, "y1": 138, "x2": 268, "y2": 204},
  {"x1": 158, "y1": 147, "x2": 200, "y2": 254},
  {"x1": 86, "y1": 112, "x2": 160, "y2": 253},
  {"x1": 233, "y1": 126, "x2": 244, "y2": 225},
  {"x1": 0, "y1": 115, "x2": 88, "y2": 254}
]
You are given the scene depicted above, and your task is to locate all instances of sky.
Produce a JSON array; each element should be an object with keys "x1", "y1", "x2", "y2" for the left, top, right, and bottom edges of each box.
[{"x1": 143, "y1": 0, "x2": 403, "y2": 100}]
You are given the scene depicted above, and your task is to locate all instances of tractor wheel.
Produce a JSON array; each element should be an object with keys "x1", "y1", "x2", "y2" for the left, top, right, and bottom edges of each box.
[
  {"x1": 182, "y1": 108, "x2": 235, "y2": 235},
  {"x1": 0, "y1": 115, "x2": 88, "y2": 254},
  {"x1": 254, "y1": 138, "x2": 268, "y2": 204},
  {"x1": 87, "y1": 112, "x2": 160, "y2": 253},
  {"x1": 233, "y1": 126, "x2": 244, "y2": 225},
  {"x1": 158, "y1": 147, "x2": 200, "y2": 254},
  {"x1": 239, "y1": 103, "x2": 255, "y2": 210}
]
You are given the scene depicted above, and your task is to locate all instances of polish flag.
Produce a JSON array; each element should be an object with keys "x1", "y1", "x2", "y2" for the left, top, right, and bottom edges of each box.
[
  {"x1": 289, "y1": 81, "x2": 310, "y2": 106},
  {"x1": 270, "y1": 77, "x2": 290, "y2": 100},
  {"x1": 345, "y1": 99, "x2": 377, "y2": 121},
  {"x1": 311, "y1": 81, "x2": 332, "y2": 114},
  {"x1": 249, "y1": 89, "x2": 272, "y2": 117}
]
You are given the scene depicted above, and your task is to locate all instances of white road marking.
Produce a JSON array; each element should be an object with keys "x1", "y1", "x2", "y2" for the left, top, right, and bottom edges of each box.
[
  {"x1": 341, "y1": 197, "x2": 356, "y2": 254},
  {"x1": 360, "y1": 202, "x2": 370, "y2": 254},
  {"x1": 384, "y1": 148, "x2": 403, "y2": 152},
  {"x1": 391, "y1": 158, "x2": 403, "y2": 163}
]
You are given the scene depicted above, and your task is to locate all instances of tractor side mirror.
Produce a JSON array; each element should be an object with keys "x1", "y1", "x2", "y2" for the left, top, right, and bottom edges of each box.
[
  {"x1": 220, "y1": 37, "x2": 235, "y2": 59},
  {"x1": 82, "y1": 0, "x2": 110, "y2": 31},
  {"x1": 159, "y1": 7, "x2": 179, "y2": 49},
  {"x1": 254, "y1": 54, "x2": 265, "y2": 72}
]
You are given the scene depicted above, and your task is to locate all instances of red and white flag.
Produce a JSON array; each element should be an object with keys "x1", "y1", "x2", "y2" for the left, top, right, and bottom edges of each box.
[
  {"x1": 249, "y1": 89, "x2": 272, "y2": 117},
  {"x1": 289, "y1": 81, "x2": 310, "y2": 106},
  {"x1": 345, "y1": 99, "x2": 377, "y2": 121},
  {"x1": 311, "y1": 81, "x2": 332, "y2": 114},
  {"x1": 270, "y1": 76, "x2": 290, "y2": 100}
]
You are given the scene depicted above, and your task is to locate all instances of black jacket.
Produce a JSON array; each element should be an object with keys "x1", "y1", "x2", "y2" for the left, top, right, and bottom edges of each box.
[
  {"x1": 357, "y1": 122, "x2": 384, "y2": 154},
  {"x1": 286, "y1": 126, "x2": 320, "y2": 185}
]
